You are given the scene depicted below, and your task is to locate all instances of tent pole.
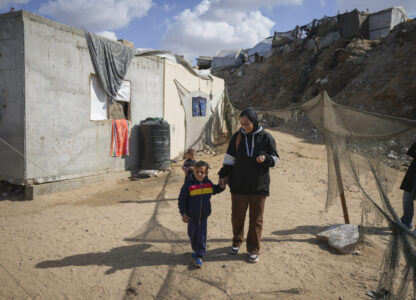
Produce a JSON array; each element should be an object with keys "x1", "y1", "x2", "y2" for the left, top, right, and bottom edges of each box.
[{"x1": 333, "y1": 148, "x2": 350, "y2": 224}]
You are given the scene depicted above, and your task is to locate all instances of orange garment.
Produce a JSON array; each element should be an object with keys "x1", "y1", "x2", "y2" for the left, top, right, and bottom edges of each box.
[{"x1": 110, "y1": 119, "x2": 130, "y2": 156}]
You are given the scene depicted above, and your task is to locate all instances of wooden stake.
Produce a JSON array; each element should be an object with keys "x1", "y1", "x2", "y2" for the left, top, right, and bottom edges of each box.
[{"x1": 332, "y1": 147, "x2": 350, "y2": 224}]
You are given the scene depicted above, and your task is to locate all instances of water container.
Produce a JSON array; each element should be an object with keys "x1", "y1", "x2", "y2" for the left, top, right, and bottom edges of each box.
[{"x1": 139, "y1": 118, "x2": 171, "y2": 170}]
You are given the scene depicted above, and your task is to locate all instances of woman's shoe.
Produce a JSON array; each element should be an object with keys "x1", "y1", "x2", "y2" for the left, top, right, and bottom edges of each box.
[
  {"x1": 248, "y1": 253, "x2": 259, "y2": 263},
  {"x1": 230, "y1": 246, "x2": 240, "y2": 255}
]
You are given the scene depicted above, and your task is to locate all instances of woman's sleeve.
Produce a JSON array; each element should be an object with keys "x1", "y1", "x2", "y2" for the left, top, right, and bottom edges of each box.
[
  {"x1": 263, "y1": 134, "x2": 279, "y2": 168},
  {"x1": 218, "y1": 132, "x2": 238, "y2": 178},
  {"x1": 407, "y1": 142, "x2": 416, "y2": 159}
]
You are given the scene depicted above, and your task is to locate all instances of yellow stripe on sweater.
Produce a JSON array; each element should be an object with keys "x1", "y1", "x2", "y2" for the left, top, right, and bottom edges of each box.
[{"x1": 190, "y1": 187, "x2": 214, "y2": 196}]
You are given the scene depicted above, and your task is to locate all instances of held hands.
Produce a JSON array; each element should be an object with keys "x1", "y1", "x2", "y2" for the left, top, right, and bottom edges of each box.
[
  {"x1": 218, "y1": 177, "x2": 226, "y2": 189},
  {"x1": 181, "y1": 215, "x2": 190, "y2": 223},
  {"x1": 256, "y1": 155, "x2": 266, "y2": 163}
]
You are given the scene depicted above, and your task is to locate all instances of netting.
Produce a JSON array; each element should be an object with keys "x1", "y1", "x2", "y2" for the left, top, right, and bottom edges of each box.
[{"x1": 267, "y1": 91, "x2": 416, "y2": 299}]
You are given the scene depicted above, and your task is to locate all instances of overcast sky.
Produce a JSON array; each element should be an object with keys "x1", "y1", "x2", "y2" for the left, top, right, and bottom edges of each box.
[{"x1": 0, "y1": 0, "x2": 415, "y2": 57}]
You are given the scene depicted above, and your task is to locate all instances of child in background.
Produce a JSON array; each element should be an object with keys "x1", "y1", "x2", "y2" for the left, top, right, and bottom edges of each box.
[
  {"x1": 182, "y1": 148, "x2": 196, "y2": 181},
  {"x1": 178, "y1": 161, "x2": 224, "y2": 267}
]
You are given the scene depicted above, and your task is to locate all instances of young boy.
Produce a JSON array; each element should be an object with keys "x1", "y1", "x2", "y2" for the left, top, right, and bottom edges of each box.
[
  {"x1": 182, "y1": 148, "x2": 196, "y2": 182},
  {"x1": 178, "y1": 160, "x2": 224, "y2": 267}
]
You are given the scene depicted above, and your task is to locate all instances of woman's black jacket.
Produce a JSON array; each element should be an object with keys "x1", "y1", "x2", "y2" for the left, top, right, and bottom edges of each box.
[
  {"x1": 218, "y1": 127, "x2": 279, "y2": 196},
  {"x1": 400, "y1": 142, "x2": 416, "y2": 193}
]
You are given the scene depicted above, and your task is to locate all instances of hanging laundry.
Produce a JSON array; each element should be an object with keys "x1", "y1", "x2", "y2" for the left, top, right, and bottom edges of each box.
[{"x1": 110, "y1": 119, "x2": 130, "y2": 157}]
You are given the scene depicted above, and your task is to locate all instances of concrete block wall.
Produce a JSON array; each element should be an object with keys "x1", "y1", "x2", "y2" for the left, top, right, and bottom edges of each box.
[
  {"x1": 1, "y1": 11, "x2": 164, "y2": 184},
  {"x1": 0, "y1": 12, "x2": 25, "y2": 183}
]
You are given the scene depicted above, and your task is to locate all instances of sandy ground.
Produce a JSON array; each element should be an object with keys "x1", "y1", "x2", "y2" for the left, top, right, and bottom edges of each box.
[{"x1": 0, "y1": 128, "x2": 408, "y2": 300}]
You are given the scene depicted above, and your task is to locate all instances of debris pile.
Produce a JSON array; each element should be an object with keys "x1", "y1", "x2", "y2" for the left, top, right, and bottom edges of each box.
[{"x1": 214, "y1": 13, "x2": 416, "y2": 120}]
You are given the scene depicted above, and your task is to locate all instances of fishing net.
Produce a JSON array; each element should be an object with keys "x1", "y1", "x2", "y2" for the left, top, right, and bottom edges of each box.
[{"x1": 267, "y1": 91, "x2": 416, "y2": 299}]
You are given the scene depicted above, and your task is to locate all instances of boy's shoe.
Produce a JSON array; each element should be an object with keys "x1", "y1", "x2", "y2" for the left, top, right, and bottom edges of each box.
[
  {"x1": 191, "y1": 252, "x2": 197, "y2": 259},
  {"x1": 194, "y1": 257, "x2": 203, "y2": 268},
  {"x1": 230, "y1": 246, "x2": 240, "y2": 255},
  {"x1": 248, "y1": 253, "x2": 259, "y2": 263}
]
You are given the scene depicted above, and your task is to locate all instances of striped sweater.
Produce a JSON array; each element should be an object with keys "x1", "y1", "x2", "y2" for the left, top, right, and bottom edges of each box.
[{"x1": 178, "y1": 174, "x2": 224, "y2": 223}]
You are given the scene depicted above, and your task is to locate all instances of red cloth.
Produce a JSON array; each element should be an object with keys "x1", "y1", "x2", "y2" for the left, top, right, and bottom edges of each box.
[{"x1": 110, "y1": 119, "x2": 130, "y2": 156}]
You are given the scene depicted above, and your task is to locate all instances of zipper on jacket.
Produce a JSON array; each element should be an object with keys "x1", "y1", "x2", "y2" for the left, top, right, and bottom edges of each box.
[{"x1": 199, "y1": 182, "x2": 203, "y2": 225}]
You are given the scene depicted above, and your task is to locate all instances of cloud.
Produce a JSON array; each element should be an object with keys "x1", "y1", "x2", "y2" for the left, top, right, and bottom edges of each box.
[
  {"x1": 38, "y1": 0, "x2": 153, "y2": 32},
  {"x1": 163, "y1": 3, "x2": 174, "y2": 11},
  {"x1": 161, "y1": 0, "x2": 302, "y2": 57},
  {"x1": 96, "y1": 30, "x2": 118, "y2": 40},
  {"x1": 336, "y1": 0, "x2": 416, "y2": 17},
  {"x1": 0, "y1": 0, "x2": 30, "y2": 9},
  {"x1": 320, "y1": 0, "x2": 326, "y2": 7}
]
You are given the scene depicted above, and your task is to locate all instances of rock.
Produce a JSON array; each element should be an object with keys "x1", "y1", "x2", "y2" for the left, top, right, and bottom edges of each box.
[
  {"x1": 283, "y1": 43, "x2": 295, "y2": 55},
  {"x1": 328, "y1": 224, "x2": 359, "y2": 254},
  {"x1": 304, "y1": 39, "x2": 317, "y2": 54},
  {"x1": 316, "y1": 224, "x2": 343, "y2": 241},
  {"x1": 318, "y1": 31, "x2": 341, "y2": 49}
]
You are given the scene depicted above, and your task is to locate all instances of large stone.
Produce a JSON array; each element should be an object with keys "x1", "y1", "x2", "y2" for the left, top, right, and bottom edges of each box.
[
  {"x1": 316, "y1": 224, "x2": 343, "y2": 241},
  {"x1": 317, "y1": 224, "x2": 360, "y2": 254}
]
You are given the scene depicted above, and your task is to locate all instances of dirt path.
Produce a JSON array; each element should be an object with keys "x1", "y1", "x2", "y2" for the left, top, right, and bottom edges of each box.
[{"x1": 0, "y1": 129, "x2": 405, "y2": 299}]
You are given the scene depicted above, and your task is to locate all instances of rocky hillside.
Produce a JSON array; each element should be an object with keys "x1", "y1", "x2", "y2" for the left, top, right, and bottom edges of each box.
[{"x1": 214, "y1": 19, "x2": 416, "y2": 120}]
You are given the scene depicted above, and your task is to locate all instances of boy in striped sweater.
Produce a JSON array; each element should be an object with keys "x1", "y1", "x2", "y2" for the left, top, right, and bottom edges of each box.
[{"x1": 178, "y1": 161, "x2": 224, "y2": 267}]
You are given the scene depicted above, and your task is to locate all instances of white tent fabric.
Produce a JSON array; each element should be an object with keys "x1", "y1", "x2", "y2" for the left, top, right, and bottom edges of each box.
[
  {"x1": 114, "y1": 80, "x2": 131, "y2": 102},
  {"x1": 174, "y1": 80, "x2": 225, "y2": 150},
  {"x1": 248, "y1": 37, "x2": 273, "y2": 58},
  {"x1": 211, "y1": 49, "x2": 245, "y2": 70},
  {"x1": 369, "y1": 6, "x2": 407, "y2": 39},
  {"x1": 90, "y1": 76, "x2": 108, "y2": 121}
]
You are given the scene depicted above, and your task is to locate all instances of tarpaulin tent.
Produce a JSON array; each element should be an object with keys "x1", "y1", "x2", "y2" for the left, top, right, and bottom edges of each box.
[
  {"x1": 211, "y1": 49, "x2": 246, "y2": 71},
  {"x1": 197, "y1": 56, "x2": 212, "y2": 69},
  {"x1": 338, "y1": 9, "x2": 369, "y2": 39},
  {"x1": 247, "y1": 37, "x2": 273, "y2": 63},
  {"x1": 272, "y1": 30, "x2": 295, "y2": 50},
  {"x1": 369, "y1": 7, "x2": 407, "y2": 40}
]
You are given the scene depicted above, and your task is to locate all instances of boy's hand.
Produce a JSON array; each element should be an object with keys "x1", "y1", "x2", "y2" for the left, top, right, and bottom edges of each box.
[
  {"x1": 181, "y1": 215, "x2": 190, "y2": 223},
  {"x1": 218, "y1": 178, "x2": 226, "y2": 188}
]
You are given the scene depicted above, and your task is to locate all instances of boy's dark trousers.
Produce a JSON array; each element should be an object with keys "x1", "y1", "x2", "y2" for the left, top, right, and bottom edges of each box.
[{"x1": 187, "y1": 218, "x2": 207, "y2": 257}]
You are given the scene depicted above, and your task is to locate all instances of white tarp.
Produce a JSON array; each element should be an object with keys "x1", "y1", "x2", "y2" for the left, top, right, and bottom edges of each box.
[
  {"x1": 211, "y1": 49, "x2": 245, "y2": 70},
  {"x1": 90, "y1": 76, "x2": 130, "y2": 120},
  {"x1": 369, "y1": 7, "x2": 407, "y2": 39},
  {"x1": 115, "y1": 80, "x2": 131, "y2": 102},
  {"x1": 90, "y1": 75, "x2": 108, "y2": 120},
  {"x1": 174, "y1": 80, "x2": 225, "y2": 150},
  {"x1": 248, "y1": 37, "x2": 273, "y2": 57}
]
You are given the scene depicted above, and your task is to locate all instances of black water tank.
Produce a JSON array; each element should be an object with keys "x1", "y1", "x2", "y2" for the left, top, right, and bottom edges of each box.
[{"x1": 139, "y1": 118, "x2": 171, "y2": 170}]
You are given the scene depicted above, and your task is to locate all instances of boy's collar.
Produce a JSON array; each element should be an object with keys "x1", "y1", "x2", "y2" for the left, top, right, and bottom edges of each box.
[{"x1": 190, "y1": 174, "x2": 208, "y2": 183}]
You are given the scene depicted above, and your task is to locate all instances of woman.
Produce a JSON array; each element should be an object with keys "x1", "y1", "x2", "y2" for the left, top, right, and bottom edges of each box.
[
  {"x1": 400, "y1": 142, "x2": 416, "y2": 229},
  {"x1": 218, "y1": 109, "x2": 279, "y2": 263}
]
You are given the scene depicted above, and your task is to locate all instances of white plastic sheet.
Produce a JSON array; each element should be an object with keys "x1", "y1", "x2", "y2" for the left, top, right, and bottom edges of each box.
[
  {"x1": 90, "y1": 76, "x2": 108, "y2": 121},
  {"x1": 115, "y1": 80, "x2": 131, "y2": 102}
]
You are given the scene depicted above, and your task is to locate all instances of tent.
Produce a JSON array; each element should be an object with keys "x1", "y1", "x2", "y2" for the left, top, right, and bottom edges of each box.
[
  {"x1": 272, "y1": 30, "x2": 295, "y2": 49},
  {"x1": 338, "y1": 9, "x2": 369, "y2": 39},
  {"x1": 197, "y1": 56, "x2": 212, "y2": 69},
  {"x1": 247, "y1": 37, "x2": 273, "y2": 63},
  {"x1": 211, "y1": 49, "x2": 246, "y2": 71},
  {"x1": 368, "y1": 7, "x2": 407, "y2": 40}
]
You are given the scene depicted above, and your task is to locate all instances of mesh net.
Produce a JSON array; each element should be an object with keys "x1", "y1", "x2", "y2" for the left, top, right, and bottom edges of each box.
[{"x1": 268, "y1": 91, "x2": 416, "y2": 299}]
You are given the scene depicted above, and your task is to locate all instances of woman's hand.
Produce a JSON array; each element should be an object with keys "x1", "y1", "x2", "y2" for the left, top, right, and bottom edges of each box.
[
  {"x1": 256, "y1": 155, "x2": 266, "y2": 163},
  {"x1": 218, "y1": 178, "x2": 226, "y2": 188},
  {"x1": 181, "y1": 215, "x2": 190, "y2": 223}
]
